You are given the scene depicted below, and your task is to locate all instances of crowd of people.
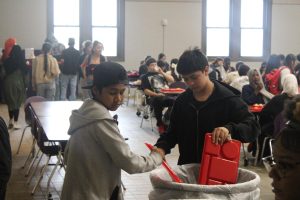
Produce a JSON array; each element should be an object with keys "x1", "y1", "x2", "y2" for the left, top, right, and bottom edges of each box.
[{"x1": 1, "y1": 36, "x2": 300, "y2": 199}]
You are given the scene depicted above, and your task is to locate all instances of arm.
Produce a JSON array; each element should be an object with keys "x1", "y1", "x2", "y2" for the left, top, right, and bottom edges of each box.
[
  {"x1": 144, "y1": 88, "x2": 164, "y2": 97},
  {"x1": 50, "y1": 57, "x2": 60, "y2": 77},
  {"x1": 80, "y1": 56, "x2": 88, "y2": 79},
  {"x1": 158, "y1": 68, "x2": 174, "y2": 83},
  {"x1": 155, "y1": 100, "x2": 180, "y2": 154},
  {"x1": 224, "y1": 97, "x2": 260, "y2": 143},
  {"x1": 94, "y1": 120, "x2": 163, "y2": 174}
]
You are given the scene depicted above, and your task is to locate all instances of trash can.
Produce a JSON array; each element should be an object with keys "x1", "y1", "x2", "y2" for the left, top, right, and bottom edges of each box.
[{"x1": 149, "y1": 164, "x2": 260, "y2": 200}]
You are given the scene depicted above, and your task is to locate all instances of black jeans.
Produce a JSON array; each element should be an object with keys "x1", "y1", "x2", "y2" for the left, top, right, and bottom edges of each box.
[{"x1": 149, "y1": 96, "x2": 175, "y2": 126}]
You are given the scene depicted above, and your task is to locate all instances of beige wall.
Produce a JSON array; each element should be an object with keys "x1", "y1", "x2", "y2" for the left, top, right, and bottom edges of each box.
[
  {"x1": 124, "y1": 0, "x2": 201, "y2": 67},
  {"x1": 0, "y1": 0, "x2": 47, "y2": 49},
  {"x1": 0, "y1": 0, "x2": 300, "y2": 69}
]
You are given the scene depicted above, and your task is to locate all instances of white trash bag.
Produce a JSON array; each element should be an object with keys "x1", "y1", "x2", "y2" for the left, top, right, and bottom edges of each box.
[{"x1": 149, "y1": 164, "x2": 260, "y2": 200}]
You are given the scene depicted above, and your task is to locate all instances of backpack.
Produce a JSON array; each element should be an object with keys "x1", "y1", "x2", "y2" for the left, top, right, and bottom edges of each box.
[{"x1": 265, "y1": 66, "x2": 288, "y2": 95}]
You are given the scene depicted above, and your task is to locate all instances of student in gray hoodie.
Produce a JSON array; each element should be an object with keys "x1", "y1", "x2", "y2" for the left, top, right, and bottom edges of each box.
[{"x1": 61, "y1": 62, "x2": 163, "y2": 200}]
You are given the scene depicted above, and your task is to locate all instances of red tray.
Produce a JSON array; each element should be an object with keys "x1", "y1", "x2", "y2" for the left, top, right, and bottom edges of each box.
[
  {"x1": 198, "y1": 133, "x2": 241, "y2": 185},
  {"x1": 145, "y1": 143, "x2": 183, "y2": 183},
  {"x1": 249, "y1": 104, "x2": 264, "y2": 113},
  {"x1": 160, "y1": 88, "x2": 185, "y2": 94}
]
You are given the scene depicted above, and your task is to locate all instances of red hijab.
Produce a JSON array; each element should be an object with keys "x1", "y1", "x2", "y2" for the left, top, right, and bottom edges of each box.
[{"x1": 1, "y1": 38, "x2": 17, "y2": 61}]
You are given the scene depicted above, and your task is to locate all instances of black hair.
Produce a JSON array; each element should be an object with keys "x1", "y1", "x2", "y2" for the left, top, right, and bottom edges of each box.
[
  {"x1": 212, "y1": 57, "x2": 223, "y2": 66},
  {"x1": 91, "y1": 62, "x2": 128, "y2": 98},
  {"x1": 170, "y1": 58, "x2": 179, "y2": 65},
  {"x1": 144, "y1": 55, "x2": 151, "y2": 62},
  {"x1": 260, "y1": 62, "x2": 267, "y2": 74},
  {"x1": 279, "y1": 54, "x2": 285, "y2": 62},
  {"x1": 235, "y1": 61, "x2": 244, "y2": 71},
  {"x1": 285, "y1": 53, "x2": 296, "y2": 71},
  {"x1": 4, "y1": 45, "x2": 26, "y2": 75},
  {"x1": 68, "y1": 38, "x2": 75, "y2": 46},
  {"x1": 158, "y1": 53, "x2": 166, "y2": 60},
  {"x1": 93, "y1": 62, "x2": 128, "y2": 89},
  {"x1": 279, "y1": 126, "x2": 300, "y2": 153},
  {"x1": 177, "y1": 47, "x2": 208, "y2": 75},
  {"x1": 266, "y1": 54, "x2": 281, "y2": 74},
  {"x1": 146, "y1": 58, "x2": 156, "y2": 67},
  {"x1": 157, "y1": 60, "x2": 165, "y2": 69},
  {"x1": 284, "y1": 94, "x2": 300, "y2": 122},
  {"x1": 42, "y1": 42, "x2": 52, "y2": 77},
  {"x1": 277, "y1": 94, "x2": 300, "y2": 153},
  {"x1": 297, "y1": 54, "x2": 300, "y2": 62},
  {"x1": 238, "y1": 64, "x2": 250, "y2": 76},
  {"x1": 82, "y1": 40, "x2": 92, "y2": 53},
  {"x1": 223, "y1": 57, "x2": 230, "y2": 68}
]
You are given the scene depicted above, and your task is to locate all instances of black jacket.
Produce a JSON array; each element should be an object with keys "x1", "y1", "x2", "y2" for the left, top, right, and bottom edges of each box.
[
  {"x1": 0, "y1": 117, "x2": 12, "y2": 183},
  {"x1": 155, "y1": 81, "x2": 260, "y2": 165},
  {"x1": 61, "y1": 47, "x2": 80, "y2": 75}
]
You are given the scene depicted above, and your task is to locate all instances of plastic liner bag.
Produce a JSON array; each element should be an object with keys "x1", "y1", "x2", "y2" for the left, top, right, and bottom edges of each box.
[{"x1": 149, "y1": 164, "x2": 260, "y2": 200}]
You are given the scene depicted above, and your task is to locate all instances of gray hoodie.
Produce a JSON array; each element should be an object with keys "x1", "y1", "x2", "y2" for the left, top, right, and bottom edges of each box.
[{"x1": 61, "y1": 99, "x2": 162, "y2": 200}]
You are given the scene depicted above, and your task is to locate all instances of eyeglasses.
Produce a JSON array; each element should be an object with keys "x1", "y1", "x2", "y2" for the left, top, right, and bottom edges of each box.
[{"x1": 262, "y1": 155, "x2": 300, "y2": 177}]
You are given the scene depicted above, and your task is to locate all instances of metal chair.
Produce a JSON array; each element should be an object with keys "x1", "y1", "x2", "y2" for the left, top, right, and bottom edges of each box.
[
  {"x1": 138, "y1": 95, "x2": 154, "y2": 131},
  {"x1": 17, "y1": 96, "x2": 46, "y2": 154}
]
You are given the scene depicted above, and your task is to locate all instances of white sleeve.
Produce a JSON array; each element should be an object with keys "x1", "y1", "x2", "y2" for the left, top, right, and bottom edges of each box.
[
  {"x1": 280, "y1": 68, "x2": 291, "y2": 87},
  {"x1": 93, "y1": 119, "x2": 163, "y2": 174}
]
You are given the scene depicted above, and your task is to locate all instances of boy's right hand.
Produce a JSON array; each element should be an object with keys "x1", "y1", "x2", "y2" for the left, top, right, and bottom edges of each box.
[{"x1": 152, "y1": 147, "x2": 165, "y2": 160}]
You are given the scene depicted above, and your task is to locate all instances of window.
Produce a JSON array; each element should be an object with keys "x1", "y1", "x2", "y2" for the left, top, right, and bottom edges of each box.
[
  {"x1": 48, "y1": 0, "x2": 124, "y2": 60},
  {"x1": 202, "y1": 0, "x2": 271, "y2": 60}
]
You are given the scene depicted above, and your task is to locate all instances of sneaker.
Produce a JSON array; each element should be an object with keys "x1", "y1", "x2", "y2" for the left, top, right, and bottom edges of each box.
[
  {"x1": 8, "y1": 119, "x2": 14, "y2": 129},
  {"x1": 158, "y1": 124, "x2": 165, "y2": 134}
]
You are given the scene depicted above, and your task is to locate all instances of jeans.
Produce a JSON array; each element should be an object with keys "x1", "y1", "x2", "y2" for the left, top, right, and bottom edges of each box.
[
  {"x1": 60, "y1": 74, "x2": 77, "y2": 101},
  {"x1": 55, "y1": 75, "x2": 61, "y2": 100},
  {"x1": 149, "y1": 96, "x2": 175, "y2": 126},
  {"x1": 36, "y1": 81, "x2": 56, "y2": 101}
]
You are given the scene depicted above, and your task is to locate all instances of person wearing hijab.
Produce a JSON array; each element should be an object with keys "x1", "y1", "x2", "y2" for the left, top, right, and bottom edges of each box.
[
  {"x1": 242, "y1": 69, "x2": 273, "y2": 105},
  {"x1": 1, "y1": 38, "x2": 16, "y2": 62},
  {"x1": 2, "y1": 43, "x2": 26, "y2": 129}
]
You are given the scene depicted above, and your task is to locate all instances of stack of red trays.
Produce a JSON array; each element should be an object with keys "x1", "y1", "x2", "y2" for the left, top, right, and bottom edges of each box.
[{"x1": 198, "y1": 133, "x2": 241, "y2": 185}]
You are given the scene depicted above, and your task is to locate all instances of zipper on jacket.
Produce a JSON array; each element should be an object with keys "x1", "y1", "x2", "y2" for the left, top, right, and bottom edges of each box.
[{"x1": 189, "y1": 103, "x2": 200, "y2": 162}]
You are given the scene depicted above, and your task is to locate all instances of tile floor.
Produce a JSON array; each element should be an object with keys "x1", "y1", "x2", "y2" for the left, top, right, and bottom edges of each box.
[{"x1": 1, "y1": 97, "x2": 275, "y2": 200}]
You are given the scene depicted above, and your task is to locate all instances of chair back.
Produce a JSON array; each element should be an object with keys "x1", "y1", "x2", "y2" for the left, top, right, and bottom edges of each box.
[{"x1": 24, "y1": 96, "x2": 46, "y2": 125}]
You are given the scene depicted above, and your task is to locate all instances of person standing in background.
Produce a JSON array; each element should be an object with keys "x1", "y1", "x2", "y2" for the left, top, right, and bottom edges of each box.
[
  {"x1": 60, "y1": 38, "x2": 80, "y2": 100},
  {"x1": 2, "y1": 39, "x2": 26, "y2": 129},
  {"x1": 52, "y1": 42, "x2": 65, "y2": 100},
  {"x1": 32, "y1": 42, "x2": 60, "y2": 100},
  {"x1": 78, "y1": 40, "x2": 92, "y2": 99},
  {"x1": 81, "y1": 41, "x2": 106, "y2": 99}
]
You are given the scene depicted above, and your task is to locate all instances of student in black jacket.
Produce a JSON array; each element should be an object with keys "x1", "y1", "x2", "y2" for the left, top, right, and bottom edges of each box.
[
  {"x1": 0, "y1": 116, "x2": 12, "y2": 199},
  {"x1": 154, "y1": 47, "x2": 260, "y2": 165}
]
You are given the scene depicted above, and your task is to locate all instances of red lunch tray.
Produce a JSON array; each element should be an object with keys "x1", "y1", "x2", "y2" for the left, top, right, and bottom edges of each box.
[
  {"x1": 145, "y1": 143, "x2": 183, "y2": 183},
  {"x1": 198, "y1": 133, "x2": 241, "y2": 185},
  {"x1": 249, "y1": 105, "x2": 264, "y2": 113},
  {"x1": 160, "y1": 88, "x2": 185, "y2": 94}
]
